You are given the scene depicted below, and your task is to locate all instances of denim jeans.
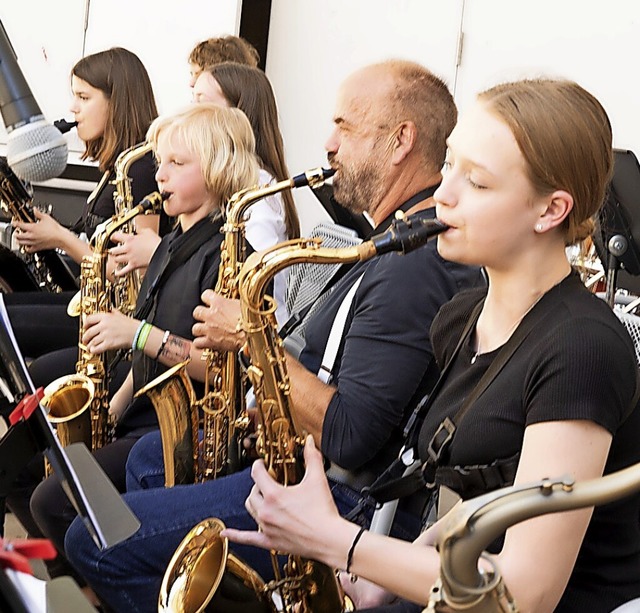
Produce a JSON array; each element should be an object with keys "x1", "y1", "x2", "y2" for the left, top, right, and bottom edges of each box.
[{"x1": 66, "y1": 431, "x2": 420, "y2": 613}]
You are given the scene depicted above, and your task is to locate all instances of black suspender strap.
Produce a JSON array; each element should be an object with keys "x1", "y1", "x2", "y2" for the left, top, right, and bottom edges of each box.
[{"x1": 353, "y1": 289, "x2": 555, "y2": 513}]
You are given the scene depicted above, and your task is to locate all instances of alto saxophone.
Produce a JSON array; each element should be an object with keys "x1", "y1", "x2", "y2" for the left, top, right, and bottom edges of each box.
[
  {"x1": 423, "y1": 463, "x2": 640, "y2": 612},
  {"x1": 111, "y1": 141, "x2": 154, "y2": 316},
  {"x1": 158, "y1": 209, "x2": 448, "y2": 613},
  {"x1": 42, "y1": 192, "x2": 163, "y2": 465},
  {"x1": 138, "y1": 168, "x2": 335, "y2": 487},
  {"x1": 0, "y1": 156, "x2": 78, "y2": 292}
]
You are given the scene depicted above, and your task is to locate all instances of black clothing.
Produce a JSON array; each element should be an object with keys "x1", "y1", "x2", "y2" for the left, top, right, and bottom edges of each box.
[
  {"x1": 300, "y1": 206, "x2": 484, "y2": 478},
  {"x1": 417, "y1": 272, "x2": 640, "y2": 612},
  {"x1": 6, "y1": 152, "x2": 168, "y2": 361},
  {"x1": 75, "y1": 151, "x2": 170, "y2": 239},
  {"x1": 26, "y1": 215, "x2": 223, "y2": 580},
  {"x1": 119, "y1": 215, "x2": 223, "y2": 435}
]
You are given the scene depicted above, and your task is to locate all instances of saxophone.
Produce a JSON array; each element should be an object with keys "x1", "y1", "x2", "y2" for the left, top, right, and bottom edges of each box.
[
  {"x1": 138, "y1": 168, "x2": 335, "y2": 487},
  {"x1": 42, "y1": 192, "x2": 164, "y2": 461},
  {"x1": 158, "y1": 210, "x2": 448, "y2": 613},
  {"x1": 423, "y1": 464, "x2": 640, "y2": 613},
  {"x1": 110, "y1": 141, "x2": 154, "y2": 316},
  {"x1": 0, "y1": 155, "x2": 78, "y2": 292}
]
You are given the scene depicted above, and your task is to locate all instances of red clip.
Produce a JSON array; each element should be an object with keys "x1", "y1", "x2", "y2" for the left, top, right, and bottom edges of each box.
[
  {"x1": 8, "y1": 387, "x2": 44, "y2": 426},
  {"x1": 0, "y1": 537, "x2": 57, "y2": 574}
]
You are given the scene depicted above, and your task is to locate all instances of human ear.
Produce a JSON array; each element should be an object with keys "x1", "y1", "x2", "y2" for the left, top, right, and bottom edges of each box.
[
  {"x1": 390, "y1": 121, "x2": 416, "y2": 165},
  {"x1": 534, "y1": 190, "x2": 573, "y2": 233}
]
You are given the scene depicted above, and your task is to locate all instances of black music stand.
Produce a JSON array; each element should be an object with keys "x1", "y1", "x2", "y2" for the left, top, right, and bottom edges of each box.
[
  {"x1": 594, "y1": 149, "x2": 640, "y2": 304},
  {"x1": 0, "y1": 296, "x2": 140, "y2": 550}
]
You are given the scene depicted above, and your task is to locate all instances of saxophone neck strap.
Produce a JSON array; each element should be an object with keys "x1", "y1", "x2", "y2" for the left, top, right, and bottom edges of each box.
[{"x1": 135, "y1": 216, "x2": 221, "y2": 322}]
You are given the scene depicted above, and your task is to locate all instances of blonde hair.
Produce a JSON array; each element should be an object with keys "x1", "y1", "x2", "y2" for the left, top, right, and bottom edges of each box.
[
  {"x1": 146, "y1": 103, "x2": 259, "y2": 209},
  {"x1": 479, "y1": 79, "x2": 613, "y2": 245}
]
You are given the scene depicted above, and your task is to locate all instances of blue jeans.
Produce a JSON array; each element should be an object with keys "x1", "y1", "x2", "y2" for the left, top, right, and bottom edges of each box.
[{"x1": 66, "y1": 431, "x2": 420, "y2": 613}]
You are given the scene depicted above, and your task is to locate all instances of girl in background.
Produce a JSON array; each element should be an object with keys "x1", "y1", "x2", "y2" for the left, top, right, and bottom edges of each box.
[
  {"x1": 8, "y1": 47, "x2": 165, "y2": 360},
  {"x1": 114, "y1": 61, "x2": 299, "y2": 326}
]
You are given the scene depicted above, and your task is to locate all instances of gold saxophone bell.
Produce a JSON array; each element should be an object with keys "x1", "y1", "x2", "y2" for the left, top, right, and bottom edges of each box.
[
  {"x1": 134, "y1": 360, "x2": 199, "y2": 487},
  {"x1": 67, "y1": 290, "x2": 81, "y2": 317},
  {"x1": 159, "y1": 518, "x2": 267, "y2": 613},
  {"x1": 42, "y1": 374, "x2": 95, "y2": 475}
]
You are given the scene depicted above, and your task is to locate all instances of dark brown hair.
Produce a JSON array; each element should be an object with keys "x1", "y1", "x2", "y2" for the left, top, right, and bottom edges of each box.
[
  {"x1": 206, "y1": 62, "x2": 300, "y2": 239},
  {"x1": 72, "y1": 47, "x2": 158, "y2": 172}
]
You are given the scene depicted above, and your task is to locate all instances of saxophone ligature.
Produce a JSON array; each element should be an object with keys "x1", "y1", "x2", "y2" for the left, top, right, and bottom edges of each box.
[
  {"x1": 159, "y1": 206, "x2": 447, "y2": 613},
  {"x1": 423, "y1": 462, "x2": 640, "y2": 613},
  {"x1": 42, "y1": 192, "x2": 164, "y2": 469},
  {"x1": 139, "y1": 167, "x2": 335, "y2": 488}
]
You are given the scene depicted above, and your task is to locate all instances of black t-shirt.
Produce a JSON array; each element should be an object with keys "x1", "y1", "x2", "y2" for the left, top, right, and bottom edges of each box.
[
  {"x1": 300, "y1": 207, "x2": 484, "y2": 477},
  {"x1": 418, "y1": 272, "x2": 640, "y2": 612},
  {"x1": 116, "y1": 215, "x2": 223, "y2": 434}
]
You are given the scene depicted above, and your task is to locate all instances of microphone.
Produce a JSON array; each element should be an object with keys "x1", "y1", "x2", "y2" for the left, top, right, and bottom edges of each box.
[{"x1": 0, "y1": 20, "x2": 67, "y2": 182}]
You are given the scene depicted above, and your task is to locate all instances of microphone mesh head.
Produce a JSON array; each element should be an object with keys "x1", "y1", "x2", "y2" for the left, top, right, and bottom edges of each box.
[{"x1": 7, "y1": 120, "x2": 68, "y2": 182}]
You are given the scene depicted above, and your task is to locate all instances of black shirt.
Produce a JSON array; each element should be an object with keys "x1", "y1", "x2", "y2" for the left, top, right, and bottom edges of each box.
[
  {"x1": 418, "y1": 272, "x2": 640, "y2": 612},
  {"x1": 117, "y1": 215, "x2": 223, "y2": 434}
]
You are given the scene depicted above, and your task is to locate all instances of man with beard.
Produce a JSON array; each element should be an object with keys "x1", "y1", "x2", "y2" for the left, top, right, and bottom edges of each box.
[{"x1": 64, "y1": 59, "x2": 483, "y2": 613}]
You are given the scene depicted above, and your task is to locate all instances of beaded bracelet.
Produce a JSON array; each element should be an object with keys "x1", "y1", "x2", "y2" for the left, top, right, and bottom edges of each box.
[
  {"x1": 137, "y1": 322, "x2": 153, "y2": 352},
  {"x1": 132, "y1": 320, "x2": 147, "y2": 352},
  {"x1": 155, "y1": 329, "x2": 171, "y2": 360},
  {"x1": 346, "y1": 526, "x2": 366, "y2": 574}
]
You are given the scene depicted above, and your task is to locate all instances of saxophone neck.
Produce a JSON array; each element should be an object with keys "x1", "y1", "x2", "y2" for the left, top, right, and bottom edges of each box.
[
  {"x1": 112, "y1": 142, "x2": 153, "y2": 212},
  {"x1": 225, "y1": 166, "x2": 334, "y2": 227},
  {"x1": 92, "y1": 191, "x2": 164, "y2": 253},
  {"x1": 436, "y1": 462, "x2": 640, "y2": 610}
]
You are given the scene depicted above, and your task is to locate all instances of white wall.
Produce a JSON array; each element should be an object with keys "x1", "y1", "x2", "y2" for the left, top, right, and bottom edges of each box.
[
  {"x1": 1, "y1": 0, "x2": 242, "y2": 160},
  {"x1": 266, "y1": 0, "x2": 640, "y2": 234},
  {"x1": 3, "y1": 0, "x2": 640, "y2": 235}
]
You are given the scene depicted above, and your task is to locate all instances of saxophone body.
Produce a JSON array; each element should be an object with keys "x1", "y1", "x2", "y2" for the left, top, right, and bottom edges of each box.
[
  {"x1": 142, "y1": 168, "x2": 335, "y2": 488},
  {"x1": 424, "y1": 462, "x2": 640, "y2": 613},
  {"x1": 158, "y1": 206, "x2": 447, "y2": 612},
  {"x1": 0, "y1": 156, "x2": 78, "y2": 292},
  {"x1": 110, "y1": 142, "x2": 154, "y2": 316},
  {"x1": 198, "y1": 169, "x2": 336, "y2": 483},
  {"x1": 43, "y1": 192, "x2": 164, "y2": 459}
]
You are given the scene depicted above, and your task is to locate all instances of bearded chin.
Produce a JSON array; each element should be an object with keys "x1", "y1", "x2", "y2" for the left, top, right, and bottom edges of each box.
[{"x1": 333, "y1": 165, "x2": 385, "y2": 216}]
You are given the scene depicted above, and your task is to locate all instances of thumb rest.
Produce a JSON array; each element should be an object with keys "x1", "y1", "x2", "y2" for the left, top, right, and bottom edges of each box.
[
  {"x1": 0, "y1": 156, "x2": 78, "y2": 292},
  {"x1": 424, "y1": 461, "x2": 640, "y2": 612},
  {"x1": 42, "y1": 192, "x2": 164, "y2": 475},
  {"x1": 159, "y1": 206, "x2": 447, "y2": 612}
]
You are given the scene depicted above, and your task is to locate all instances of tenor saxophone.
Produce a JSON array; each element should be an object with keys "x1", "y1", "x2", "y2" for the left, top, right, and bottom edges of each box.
[
  {"x1": 138, "y1": 168, "x2": 335, "y2": 487},
  {"x1": 158, "y1": 210, "x2": 448, "y2": 613},
  {"x1": 110, "y1": 141, "x2": 154, "y2": 316},
  {"x1": 423, "y1": 463, "x2": 640, "y2": 612},
  {"x1": 42, "y1": 192, "x2": 163, "y2": 464}
]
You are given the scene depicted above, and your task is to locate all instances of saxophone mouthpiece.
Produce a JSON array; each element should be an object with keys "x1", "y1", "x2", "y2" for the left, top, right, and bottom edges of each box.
[
  {"x1": 53, "y1": 118, "x2": 78, "y2": 134},
  {"x1": 139, "y1": 191, "x2": 165, "y2": 213},
  {"x1": 371, "y1": 212, "x2": 449, "y2": 256},
  {"x1": 291, "y1": 167, "x2": 335, "y2": 189}
]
